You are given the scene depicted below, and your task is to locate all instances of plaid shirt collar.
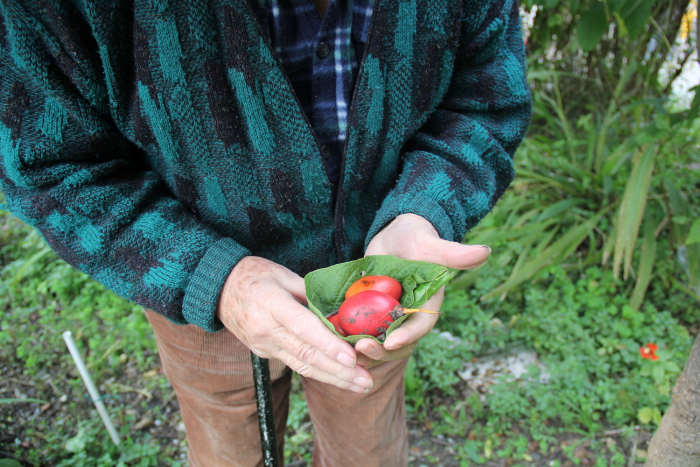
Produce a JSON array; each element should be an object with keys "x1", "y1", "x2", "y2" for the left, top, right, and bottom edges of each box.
[{"x1": 253, "y1": 0, "x2": 374, "y2": 185}]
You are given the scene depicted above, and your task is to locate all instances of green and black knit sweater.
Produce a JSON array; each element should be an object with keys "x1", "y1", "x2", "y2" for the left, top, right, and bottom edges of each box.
[{"x1": 0, "y1": 0, "x2": 531, "y2": 331}]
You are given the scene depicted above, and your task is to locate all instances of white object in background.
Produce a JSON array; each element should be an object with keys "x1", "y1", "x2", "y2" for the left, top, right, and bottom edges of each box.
[{"x1": 62, "y1": 331, "x2": 121, "y2": 446}]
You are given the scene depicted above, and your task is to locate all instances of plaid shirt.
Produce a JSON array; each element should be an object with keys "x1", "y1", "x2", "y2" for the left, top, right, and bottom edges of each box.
[{"x1": 253, "y1": 0, "x2": 374, "y2": 185}]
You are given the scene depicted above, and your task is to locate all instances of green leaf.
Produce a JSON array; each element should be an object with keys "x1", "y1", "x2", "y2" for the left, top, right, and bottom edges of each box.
[
  {"x1": 0, "y1": 460, "x2": 23, "y2": 467},
  {"x1": 577, "y1": 1, "x2": 608, "y2": 52},
  {"x1": 404, "y1": 356, "x2": 420, "y2": 394},
  {"x1": 684, "y1": 85, "x2": 700, "y2": 122},
  {"x1": 687, "y1": 218, "x2": 700, "y2": 245},
  {"x1": 11, "y1": 245, "x2": 52, "y2": 287},
  {"x1": 606, "y1": 0, "x2": 629, "y2": 14},
  {"x1": 537, "y1": 198, "x2": 587, "y2": 222},
  {"x1": 666, "y1": 180, "x2": 700, "y2": 288},
  {"x1": 65, "y1": 427, "x2": 88, "y2": 453},
  {"x1": 638, "y1": 407, "x2": 653, "y2": 424},
  {"x1": 482, "y1": 205, "x2": 613, "y2": 301},
  {"x1": 613, "y1": 145, "x2": 656, "y2": 279},
  {"x1": 663, "y1": 361, "x2": 681, "y2": 373},
  {"x1": 620, "y1": 0, "x2": 654, "y2": 38},
  {"x1": 462, "y1": 440, "x2": 486, "y2": 463},
  {"x1": 652, "y1": 364, "x2": 665, "y2": 384},
  {"x1": 630, "y1": 211, "x2": 656, "y2": 311},
  {"x1": 304, "y1": 255, "x2": 458, "y2": 345}
]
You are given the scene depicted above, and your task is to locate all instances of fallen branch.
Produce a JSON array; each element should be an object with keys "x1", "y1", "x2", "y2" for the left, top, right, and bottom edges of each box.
[{"x1": 645, "y1": 332, "x2": 700, "y2": 467}]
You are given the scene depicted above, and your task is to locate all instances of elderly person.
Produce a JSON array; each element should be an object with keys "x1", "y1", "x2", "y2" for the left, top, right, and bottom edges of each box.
[{"x1": 0, "y1": 0, "x2": 531, "y2": 465}]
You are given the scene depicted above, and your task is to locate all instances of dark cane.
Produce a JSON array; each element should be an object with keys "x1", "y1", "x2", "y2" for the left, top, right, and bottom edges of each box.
[{"x1": 251, "y1": 352, "x2": 281, "y2": 467}]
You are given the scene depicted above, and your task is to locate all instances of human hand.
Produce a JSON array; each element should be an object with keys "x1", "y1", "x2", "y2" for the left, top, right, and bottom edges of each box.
[
  {"x1": 217, "y1": 256, "x2": 374, "y2": 393},
  {"x1": 355, "y1": 214, "x2": 490, "y2": 368}
]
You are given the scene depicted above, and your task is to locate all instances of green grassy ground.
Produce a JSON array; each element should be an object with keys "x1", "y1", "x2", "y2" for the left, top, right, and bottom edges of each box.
[{"x1": 1, "y1": 200, "x2": 697, "y2": 466}]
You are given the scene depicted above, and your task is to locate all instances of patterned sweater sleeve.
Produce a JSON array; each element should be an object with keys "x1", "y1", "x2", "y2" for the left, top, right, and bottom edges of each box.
[
  {"x1": 0, "y1": 2, "x2": 247, "y2": 332},
  {"x1": 365, "y1": 0, "x2": 532, "y2": 245}
]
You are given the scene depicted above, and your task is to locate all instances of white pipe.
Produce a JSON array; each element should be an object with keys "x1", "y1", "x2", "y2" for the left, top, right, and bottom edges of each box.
[{"x1": 62, "y1": 331, "x2": 121, "y2": 446}]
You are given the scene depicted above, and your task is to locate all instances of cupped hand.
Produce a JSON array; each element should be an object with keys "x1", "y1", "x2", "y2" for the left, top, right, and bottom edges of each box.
[
  {"x1": 355, "y1": 213, "x2": 490, "y2": 368},
  {"x1": 217, "y1": 256, "x2": 374, "y2": 393}
]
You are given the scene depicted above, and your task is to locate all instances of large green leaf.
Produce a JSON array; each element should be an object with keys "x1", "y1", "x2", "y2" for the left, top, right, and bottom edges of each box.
[
  {"x1": 481, "y1": 207, "x2": 609, "y2": 301},
  {"x1": 686, "y1": 218, "x2": 700, "y2": 246},
  {"x1": 630, "y1": 211, "x2": 657, "y2": 311},
  {"x1": 577, "y1": 1, "x2": 608, "y2": 52},
  {"x1": 619, "y1": 0, "x2": 654, "y2": 38},
  {"x1": 537, "y1": 198, "x2": 587, "y2": 222},
  {"x1": 305, "y1": 255, "x2": 457, "y2": 345},
  {"x1": 666, "y1": 180, "x2": 700, "y2": 289},
  {"x1": 612, "y1": 145, "x2": 656, "y2": 279}
]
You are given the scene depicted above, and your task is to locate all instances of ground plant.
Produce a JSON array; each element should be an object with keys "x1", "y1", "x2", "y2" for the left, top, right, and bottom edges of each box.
[{"x1": 2, "y1": 1, "x2": 700, "y2": 466}]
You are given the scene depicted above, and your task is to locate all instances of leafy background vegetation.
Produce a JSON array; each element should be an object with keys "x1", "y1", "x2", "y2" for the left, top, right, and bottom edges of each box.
[{"x1": 2, "y1": 1, "x2": 700, "y2": 466}]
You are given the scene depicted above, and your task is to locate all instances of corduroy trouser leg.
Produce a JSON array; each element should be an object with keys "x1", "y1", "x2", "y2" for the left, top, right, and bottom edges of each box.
[{"x1": 145, "y1": 310, "x2": 409, "y2": 467}]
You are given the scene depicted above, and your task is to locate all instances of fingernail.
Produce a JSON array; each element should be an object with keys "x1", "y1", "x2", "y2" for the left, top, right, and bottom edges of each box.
[
  {"x1": 353, "y1": 377, "x2": 373, "y2": 389},
  {"x1": 478, "y1": 245, "x2": 492, "y2": 253},
  {"x1": 349, "y1": 385, "x2": 370, "y2": 394},
  {"x1": 337, "y1": 352, "x2": 356, "y2": 368},
  {"x1": 385, "y1": 343, "x2": 400, "y2": 350}
]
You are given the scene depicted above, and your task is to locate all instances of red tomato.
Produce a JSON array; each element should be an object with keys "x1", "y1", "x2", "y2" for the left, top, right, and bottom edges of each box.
[
  {"x1": 326, "y1": 313, "x2": 348, "y2": 337},
  {"x1": 344, "y1": 275, "x2": 402, "y2": 301},
  {"x1": 338, "y1": 290, "x2": 401, "y2": 337}
]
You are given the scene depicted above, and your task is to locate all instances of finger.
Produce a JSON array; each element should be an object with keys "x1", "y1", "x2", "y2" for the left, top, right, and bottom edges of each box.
[
  {"x1": 274, "y1": 348, "x2": 373, "y2": 394},
  {"x1": 355, "y1": 353, "x2": 382, "y2": 369},
  {"x1": 282, "y1": 330, "x2": 373, "y2": 381},
  {"x1": 270, "y1": 312, "x2": 374, "y2": 381},
  {"x1": 382, "y1": 311, "x2": 439, "y2": 351},
  {"x1": 355, "y1": 337, "x2": 391, "y2": 361},
  {"x1": 355, "y1": 337, "x2": 416, "y2": 363},
  {"x1": 383, "y1": 288, "x2": 444, "y2": 350},
  {"x1": 414, "y1": 234, "x2": 491, "y2": 270},
  {"x1": 277, "y1": 304, "x2": 360, "y2": 363}
]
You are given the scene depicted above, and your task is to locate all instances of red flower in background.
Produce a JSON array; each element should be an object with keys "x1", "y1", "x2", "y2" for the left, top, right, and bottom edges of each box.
[{"x1": 640, "y1": 343, "x2": 659, "y2": 361}]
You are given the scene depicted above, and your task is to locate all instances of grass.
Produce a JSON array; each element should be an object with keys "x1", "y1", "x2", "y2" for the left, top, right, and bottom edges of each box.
[
  {"x1": 0, "y1": 210, "x2": 186, "y2": 467},
  {"x1": 4, "y1": 199, "x2": 696, "y2": 466}
]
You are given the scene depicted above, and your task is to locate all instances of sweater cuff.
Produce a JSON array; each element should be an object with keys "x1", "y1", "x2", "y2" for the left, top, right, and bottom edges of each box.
[
  {"x1": 182, "y1": 238, "x2": 250, "y2": 332},
  {"x1": 365, "y1": 194, "x2": 456, "y2": 250}
]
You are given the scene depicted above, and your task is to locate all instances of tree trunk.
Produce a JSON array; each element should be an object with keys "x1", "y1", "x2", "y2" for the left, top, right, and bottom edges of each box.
[{"x1": 645, "y1": 332, "x2": 700, "y2": 467}]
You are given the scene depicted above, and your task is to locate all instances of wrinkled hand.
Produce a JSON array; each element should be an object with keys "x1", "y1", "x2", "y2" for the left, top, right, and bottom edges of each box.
[
  {"x1": 217, "y1": 256, "x2": 374, "y2": 393},
  {"x1": 356, "y1": 214, "x2": 490, "y2": 368}
]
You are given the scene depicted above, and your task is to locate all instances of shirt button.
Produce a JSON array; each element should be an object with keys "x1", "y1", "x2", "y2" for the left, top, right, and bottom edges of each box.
[
  {"x1": 320, "y1": 145, "x2": 331, "y2": 159},
  {"x1": 316, "y1": 41, "x2": 331, "y2": 58}
]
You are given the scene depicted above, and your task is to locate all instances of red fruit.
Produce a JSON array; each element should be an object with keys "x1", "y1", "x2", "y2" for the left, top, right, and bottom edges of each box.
[
  {"x1": 326, "y1": 313, "x2": 348, "y2": 337},
  {"x1": 338, "y1": 290, "x2": 440, "y2": 338},
  {"x1": 345, "y1": 275, "x2": 402, "y2": 301}
]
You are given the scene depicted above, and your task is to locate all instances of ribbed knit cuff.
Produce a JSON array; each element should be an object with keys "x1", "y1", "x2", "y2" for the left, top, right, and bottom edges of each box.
[
  {"x1": 182, "y1": 238, "x2": 250, "y2": 332},
  {"x1": 364, "y1": 194, "x2": 456, "y2": 250}
]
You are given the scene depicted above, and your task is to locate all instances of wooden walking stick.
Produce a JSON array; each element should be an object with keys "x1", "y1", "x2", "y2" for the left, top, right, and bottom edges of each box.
[{"x1": 251, "y1": 352, "x2": 281, "y2": 467}]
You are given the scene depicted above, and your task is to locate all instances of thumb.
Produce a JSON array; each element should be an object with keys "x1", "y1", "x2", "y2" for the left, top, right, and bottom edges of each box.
[{"x1": 415, "y1": 235, "x2": 491, "y2": 270}]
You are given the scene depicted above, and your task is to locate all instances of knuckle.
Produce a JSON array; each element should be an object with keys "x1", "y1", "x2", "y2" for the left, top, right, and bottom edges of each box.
[
  {"x1": 317, "y1": 336, "x2": 336, "y2": 356},
  {"x1": 290, "y1": 360, "x2": 314, "y2": 378},
  {"x1": 248, "y1": 322, "x2": 271, "y2": 340},
  {"x1": 287, "y1": 313, "x2": 312, "y2": 336},
  {"x1": 296, "y1": 343, "x2": 318, "y2": 364}
]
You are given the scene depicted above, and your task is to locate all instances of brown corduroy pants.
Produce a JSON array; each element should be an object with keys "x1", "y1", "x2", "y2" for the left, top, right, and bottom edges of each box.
[{"x1": 145, "y1": 310, "x2": 409, "y2": 467}]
